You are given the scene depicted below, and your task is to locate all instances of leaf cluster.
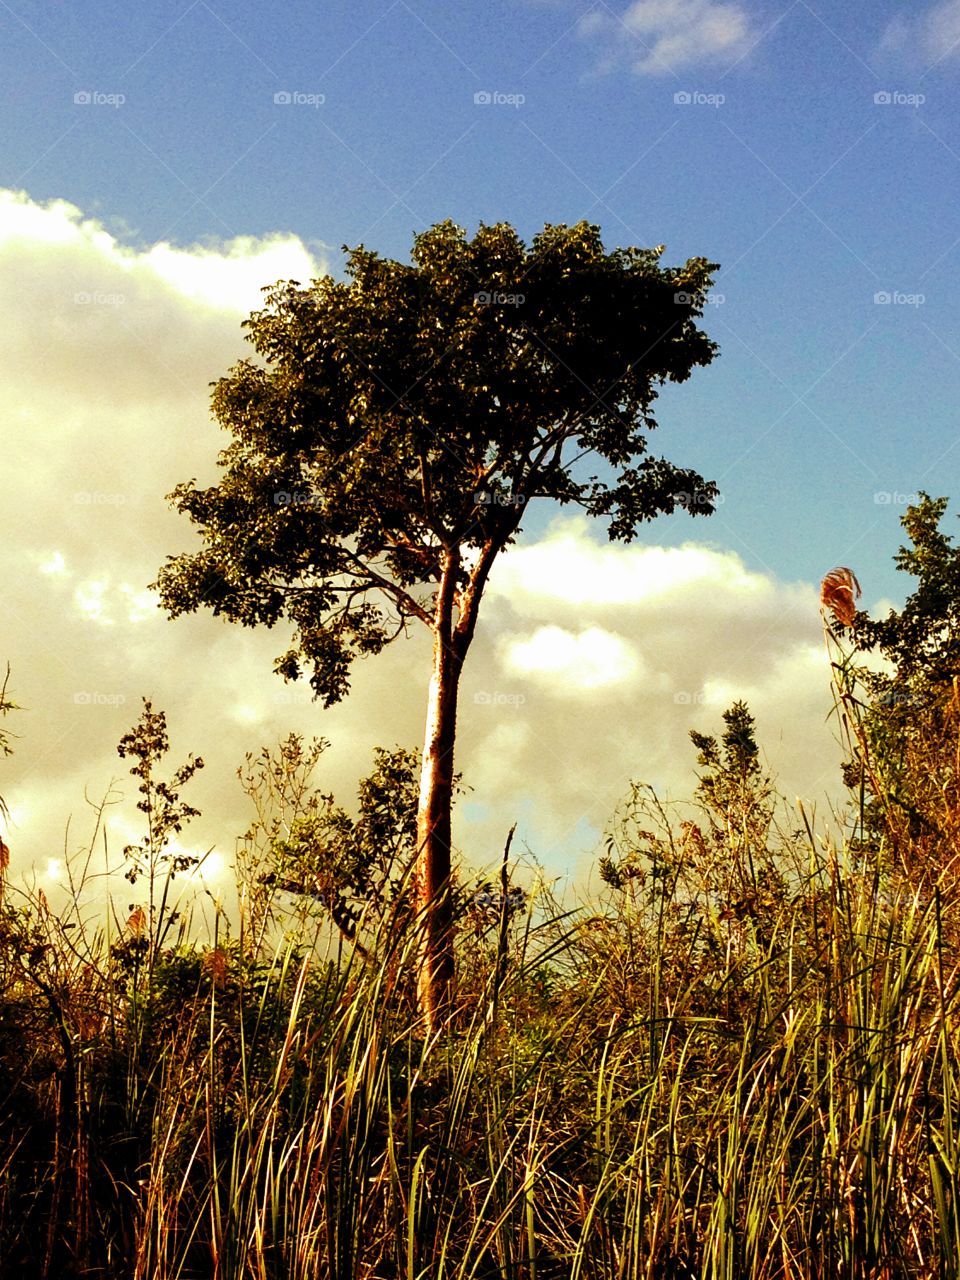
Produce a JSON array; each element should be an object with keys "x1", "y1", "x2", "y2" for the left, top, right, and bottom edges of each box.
[{"x1": 264, "y1": 744, "x2": 421, "y2": 944}]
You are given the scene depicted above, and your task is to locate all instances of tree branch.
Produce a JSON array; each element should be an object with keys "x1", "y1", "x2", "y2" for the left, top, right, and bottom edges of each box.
[
  {"x1": 420, "y1": 455, "x2": 453, "y2": 553},
  {"x1": 453, "y1": 531, "x2": 512, "y2": 659},
  {"x1": 336, "y1": 546, "x2": 437, "y2": 628}
]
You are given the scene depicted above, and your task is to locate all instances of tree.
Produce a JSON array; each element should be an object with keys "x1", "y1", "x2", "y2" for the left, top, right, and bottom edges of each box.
[
  {"x1": 851, "y1": 493, "x2": 960, "y2": 686},
  {"x1": 689, "y1": 700, "x2": 772, "y2": 838},
  {"x1": 595, "y1": 703, "x2": 796, "y2": 1037},
  {"x1": 600, "y1": 702, "x2": 782, "y2": 925},
  {"x1": 841, "y1": 493, "x2": 960, "y2": 879},
  {"x1": 154, "y1": 219, "x2": 720, "y2": 1033},
  {"x1": 259, "y1": 741, "x2": 422, "y2": 952}
]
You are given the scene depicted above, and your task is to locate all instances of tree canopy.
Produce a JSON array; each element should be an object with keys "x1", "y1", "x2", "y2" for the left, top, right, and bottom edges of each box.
[{"x1": 155, "y1": 219, "x2": 719, "y2": 705}]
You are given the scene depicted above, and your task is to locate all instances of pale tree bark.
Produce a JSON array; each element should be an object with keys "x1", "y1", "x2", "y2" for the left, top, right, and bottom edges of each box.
[
  {"x1": 415, "y1": 549, "x2": 463, "y2": 1034},
  {"x1": 414, "y1": 534, "x2": 506, "y2": 1036},
  {"x1": 415, "y1": 640, "x2": 463, "y2": 1034}
]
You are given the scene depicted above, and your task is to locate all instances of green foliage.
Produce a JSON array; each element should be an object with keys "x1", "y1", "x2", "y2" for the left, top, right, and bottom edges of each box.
[
  {"x1": 0, "y1": 663, "x2": 18, "y2": 761},
  {"x1": 153, "y1": 218, "x2": 721, "y2": 1034},
  {"x1": 117, "y1": 698, "x2": 205, "y2": 885},
  {"x1": 600, "y1": 702, "x2": 781, "y2": 910},
  {"x1": 266, "y1": 742, "x2": 421, "y2": 944},
  {"x1": 19, "y1": 501, "x2": 960, "y2": 1274},
  {"x1": 154, "y1": 219, "x2": 719, "y2": 704},
  {"x1": 236, "y1": 733, "x2": 329, "y2": 951},
  {"x1": 853, "y1": 492, "x2": 960, "y2": 687},
  {"x1": 239, "y1": 735, "x2": 488, "y2": 958},
  {"x1": 839, "y1": 495, "x2": 960, "y2": 874},
  {"x1": 4, "y1": 699, "x2": 960, "y2": 1276},
  {"x1": 689, "y1": 698, "x2": 771, "y2": 829}
]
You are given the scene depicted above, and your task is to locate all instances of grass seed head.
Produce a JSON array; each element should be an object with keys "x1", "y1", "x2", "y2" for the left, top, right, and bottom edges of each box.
[{"x1": 820, "y1": 566, "x2": 861, "y2": 627}]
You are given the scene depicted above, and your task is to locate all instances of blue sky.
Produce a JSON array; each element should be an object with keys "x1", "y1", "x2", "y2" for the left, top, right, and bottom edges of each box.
[
  {"x1": 7, "y1": 0, "x2": 959, "y2": 595},
  {"x1": 2, "y1": 0, "x2": 960, "y2": 891}
]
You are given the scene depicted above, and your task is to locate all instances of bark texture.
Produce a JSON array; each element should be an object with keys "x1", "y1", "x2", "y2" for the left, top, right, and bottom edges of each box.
[
  {"x1": 414, "y1": 537, "x2": 512, "y2": 1035},
  {"x1": 415, "y1": 552, "x2": 464, "y2": 1034}
]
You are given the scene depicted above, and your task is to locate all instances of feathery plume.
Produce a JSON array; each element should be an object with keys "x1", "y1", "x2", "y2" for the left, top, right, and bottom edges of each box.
[{"x1": 820, "y1": 566, "x2": 861, "y2": 628}]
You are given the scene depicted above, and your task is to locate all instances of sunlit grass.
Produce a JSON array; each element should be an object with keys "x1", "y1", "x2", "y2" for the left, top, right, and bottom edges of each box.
[{"x1": 3, "y1": 681, "x2": 960, "y2": 1277}]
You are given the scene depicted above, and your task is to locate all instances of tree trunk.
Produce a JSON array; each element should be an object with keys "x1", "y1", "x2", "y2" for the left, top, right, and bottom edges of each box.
[{"x1": 415, "y1": 557, "x2": 464, "y2": 1036}]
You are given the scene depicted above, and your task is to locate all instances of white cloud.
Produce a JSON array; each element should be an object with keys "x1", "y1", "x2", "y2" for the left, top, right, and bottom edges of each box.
[
  {"x1": 38, "y1": 551, "x2": 67, "y2": 576},
  {"x1": 74, "y1": 579, "x2": 113, "y2": 625},
  {"x1": 500, "y1": 625, "x2": 643, "y2": 692},
  {"x1": 487, "y1": 514, "x2": 772, "y2": 608},
  {"x1": 0, "y1": 188, "x2": 322, "y2": 422},
  {"x1": 0, "y1": 187, "x2": 332, "y2": 902},
  {"x1": 141, "y1": 237, "x2": 318, "y2": 314},
  {"x1": 880, "y1": 0, "x2": 960, "y2": 64},
  {"x1": 0, "y1": 189, "x2": 318, "y2": 315},
  {"x1": 581, "y1": 0, "x2": 758, "y2": 75}
]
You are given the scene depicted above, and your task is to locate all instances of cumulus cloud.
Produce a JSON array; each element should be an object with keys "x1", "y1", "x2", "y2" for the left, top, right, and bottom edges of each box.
[
  {"x1": 0, "y1": 187, "x2": 336, "y2": 897},
  {"x1": 500, "y1": 625, "x2": 644, "y2": 692},
  {"x1": 467, "y1": 517, "x2": 843, "y2": 879},
  {"x1": 1, "y1": 187, "x2": 846, "y2": 917},
  {"x1": 880, "y1": 0, "x2": 960, "y2": 66},
  {"x1": 580, "y1": 0, "x2": 758, "y2": 75}
]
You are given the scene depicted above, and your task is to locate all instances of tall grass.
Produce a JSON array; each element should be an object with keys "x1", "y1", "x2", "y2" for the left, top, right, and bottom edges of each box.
[
  {"x1": 2, "y1": 839, "x2": 960, "y2": 1277},
  {"x1": 3, "y1": 705, "x2": 960, "y2": 1276}
]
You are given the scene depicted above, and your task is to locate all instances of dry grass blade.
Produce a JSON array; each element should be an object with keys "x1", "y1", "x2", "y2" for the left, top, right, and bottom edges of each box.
[{"x1": 821, "y1": 566, "x2": 862, "y2": 628}]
